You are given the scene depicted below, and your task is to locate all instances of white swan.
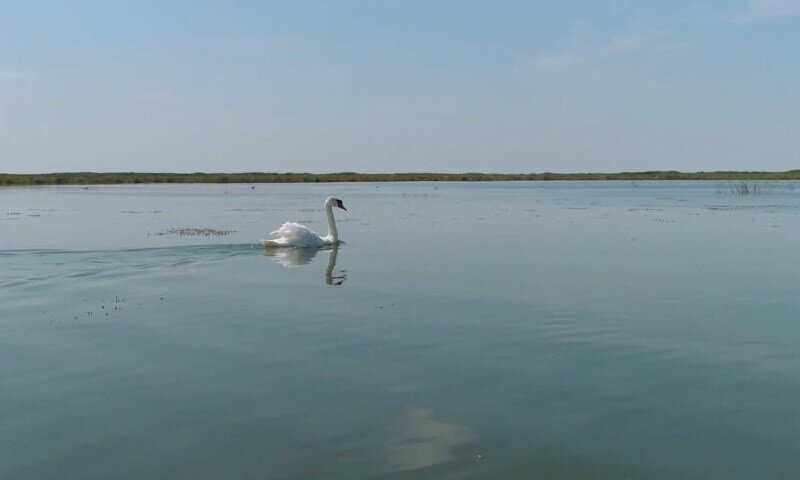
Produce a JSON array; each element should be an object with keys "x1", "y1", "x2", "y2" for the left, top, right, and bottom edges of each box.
[{"x1": 261, "y1": 197, "x2": 347, "y2": 248}]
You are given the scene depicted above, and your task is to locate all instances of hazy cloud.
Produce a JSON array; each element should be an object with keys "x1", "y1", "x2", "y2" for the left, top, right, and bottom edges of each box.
[
  {"x1": 136, "y1": 91, "x2": 172, "y2": 101},
  {"x1": 530, "y1": 31, "x2": 686, "y2": 72},
  {"x1": 0, "y1": 70, "x2": 31, "y2": 80},
  {"x1": 721, "y1": 0, "x2": 800, "y2": 23}
]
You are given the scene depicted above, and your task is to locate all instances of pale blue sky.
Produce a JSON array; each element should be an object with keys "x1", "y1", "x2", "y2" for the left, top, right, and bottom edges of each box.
[{"x1": 1, "y1": 1, "x2": 798, "y2": 173}]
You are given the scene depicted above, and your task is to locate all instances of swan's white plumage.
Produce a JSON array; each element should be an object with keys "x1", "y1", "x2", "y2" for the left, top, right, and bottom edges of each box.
[
  {"x1": 261, "y1": 197, "x2": 345, "y2": 248},
  {"x1": 261, "y1": 222, "x2": 327, "y2": 248}
]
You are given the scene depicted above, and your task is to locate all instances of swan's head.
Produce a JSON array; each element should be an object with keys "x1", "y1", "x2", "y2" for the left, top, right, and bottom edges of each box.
[{"x1": 325, "y1": 197, "x2": 347, "y2": 211}]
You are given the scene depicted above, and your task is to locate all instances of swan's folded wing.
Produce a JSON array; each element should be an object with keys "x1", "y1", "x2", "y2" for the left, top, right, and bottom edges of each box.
[
  {"x1": 270, "y1": 222, "x2": 317, "y2": 239},
  {"x1": 264, "y1": 221, "x2": 324, "y2": 248}
]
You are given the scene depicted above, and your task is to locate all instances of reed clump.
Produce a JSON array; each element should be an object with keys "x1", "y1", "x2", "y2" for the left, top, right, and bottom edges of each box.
[{"x1": 723, "y1": 180, "x2": 768, "y2": 195}]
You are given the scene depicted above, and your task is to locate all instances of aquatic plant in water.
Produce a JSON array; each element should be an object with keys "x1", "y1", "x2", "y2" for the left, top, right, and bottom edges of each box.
[
  {"x1": 150, "y1": 227, "x2": 237, "y2": 237},
  {"x1": 721, "y1": 180, "x2": 769, "y2": 195}
]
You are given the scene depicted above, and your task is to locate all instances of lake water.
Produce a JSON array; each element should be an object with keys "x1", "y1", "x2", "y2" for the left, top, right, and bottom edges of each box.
[{"x1": 1, "y1": 181, "x2": 799, "y2": 479}]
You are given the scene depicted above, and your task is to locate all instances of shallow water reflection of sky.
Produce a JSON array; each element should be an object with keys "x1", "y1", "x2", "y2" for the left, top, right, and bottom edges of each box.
[
  {"x1": 386, "y1": 408, "x2": 475, "y2": 472},
  {"x1": 2, "y1": 181, "x2": 800, "y2": 479}
]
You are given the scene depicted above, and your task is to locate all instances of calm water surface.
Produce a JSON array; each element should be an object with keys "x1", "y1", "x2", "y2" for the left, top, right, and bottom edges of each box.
[{"x1": 1, "y1": 181, "x2": 799, "y2": 479}]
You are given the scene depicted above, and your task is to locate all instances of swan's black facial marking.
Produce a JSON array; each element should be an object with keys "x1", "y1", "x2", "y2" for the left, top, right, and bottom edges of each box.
[{"x1": 335, "y1": 199, "x2": 347, "y2": 211}]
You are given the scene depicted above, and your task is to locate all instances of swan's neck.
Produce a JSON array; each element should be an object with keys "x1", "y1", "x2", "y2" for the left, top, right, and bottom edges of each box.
[{"x1": 325, "y1": 204, "x2": 338, "y2": 242}]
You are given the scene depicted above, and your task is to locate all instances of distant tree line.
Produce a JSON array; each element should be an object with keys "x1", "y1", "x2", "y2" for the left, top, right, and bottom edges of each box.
[{"x1": 2, "y1": 170, "x2": 800, "y2": 186}]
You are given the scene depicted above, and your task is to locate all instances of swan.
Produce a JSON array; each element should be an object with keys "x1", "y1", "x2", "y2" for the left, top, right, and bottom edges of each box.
[{"x1": 261, "y1": 197, "x2": 347, "y2": 248}]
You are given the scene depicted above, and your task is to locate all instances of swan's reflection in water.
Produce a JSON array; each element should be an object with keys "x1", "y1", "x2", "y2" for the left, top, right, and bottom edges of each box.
[
  {"x1": 323, "y1": 245, "x2": 346, "y2": 285},
  {"x1": 263, "y1": 244, "x2": 347, "y2": 285}
]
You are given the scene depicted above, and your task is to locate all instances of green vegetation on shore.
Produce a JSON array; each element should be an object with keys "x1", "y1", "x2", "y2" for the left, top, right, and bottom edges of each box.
[{"x1": 2, "y1": 170, "x2": 800, "y2": 186}]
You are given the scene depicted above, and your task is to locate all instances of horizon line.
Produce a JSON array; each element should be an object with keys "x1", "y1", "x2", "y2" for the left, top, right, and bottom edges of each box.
[{"x1": 4, "y1": 169, "x2": 800, "y2": 176}]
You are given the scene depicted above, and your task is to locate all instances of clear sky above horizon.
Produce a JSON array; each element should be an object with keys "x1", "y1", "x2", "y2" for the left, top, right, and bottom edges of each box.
[{"x1": 1, "y1": 1, "x2": 798, "y2": 174}]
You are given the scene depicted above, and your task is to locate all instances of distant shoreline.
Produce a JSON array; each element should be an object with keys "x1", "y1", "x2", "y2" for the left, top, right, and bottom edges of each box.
[{"x1": 2, "y1": 171, "x2": 800, "y2": 186}]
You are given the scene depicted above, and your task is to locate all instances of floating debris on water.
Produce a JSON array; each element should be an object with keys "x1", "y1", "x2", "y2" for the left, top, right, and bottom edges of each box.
[
  {"x1": 48, "y1": 294, "x2": 171, "y2": 325},
  {"x1": 150, "y1": 227, "x2": 237, "y2": 237}
]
